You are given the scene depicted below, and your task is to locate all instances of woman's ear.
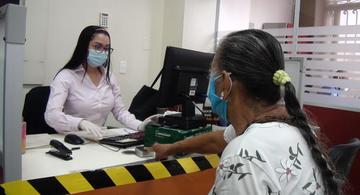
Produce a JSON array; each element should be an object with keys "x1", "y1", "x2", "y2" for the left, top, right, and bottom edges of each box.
[{"x1": 221, "y1": 71, "x2": 232, "y2": 100}]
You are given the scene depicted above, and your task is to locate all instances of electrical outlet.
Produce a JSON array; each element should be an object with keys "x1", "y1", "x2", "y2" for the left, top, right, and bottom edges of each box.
[{"x1": 119, "y1": 60, "x2": 127, "y2": 74}]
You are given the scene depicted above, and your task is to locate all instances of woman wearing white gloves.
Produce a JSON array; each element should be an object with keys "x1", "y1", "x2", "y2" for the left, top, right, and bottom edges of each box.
[{"x1": 45, "y1": 25, "x2": 151, "y2": 138}]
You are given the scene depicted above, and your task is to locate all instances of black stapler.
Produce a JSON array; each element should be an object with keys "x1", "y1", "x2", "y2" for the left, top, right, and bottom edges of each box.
[{"x1": 46, "y1": 139, "x2": 73, "y2": 160}]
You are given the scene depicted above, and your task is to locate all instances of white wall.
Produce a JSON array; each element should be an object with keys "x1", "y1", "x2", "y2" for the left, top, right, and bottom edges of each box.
[
  {"x1": 157, "y1": 0, "x2": 216, "y2": 86},
  {"x1": 24, "y1": 0, "x2": 48, "y2": 84},
  {"x1": 161, "y1": 0, "x2": 217, "y2": 54},
  {"x1": 216, "y1": 0, "x2": 294, "y2": 44},
  {"x1": 147, "y1": 1, "x2": 165, "y2": 86},
  {"x1": 218, "y1": 0, "x2": 251, "y2": 31},
  {"x1": 153, "y1": 0, "x2": 185, "y2": 84},
  {"x1": 24, "y1": 0, "x2": 165, "y2": 126},
  {"x1": 161, "y1": 0, "x2": 185, "y2": 51},
  {"x1": 182, "y1": 0, "x2": 217, "y2": 53},
  {"x1": 249, "y1": 0, "x2": 294, "y2": 29}
]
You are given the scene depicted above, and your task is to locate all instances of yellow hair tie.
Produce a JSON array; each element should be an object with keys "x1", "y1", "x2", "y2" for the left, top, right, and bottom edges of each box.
[{"x1": 273, "y1": 70, "x2": 291, "y2": 86}]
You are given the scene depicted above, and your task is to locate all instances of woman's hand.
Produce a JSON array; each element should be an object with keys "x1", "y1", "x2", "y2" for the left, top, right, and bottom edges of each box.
[
  {"x1": 137, "y1": 114, "x2": 162, "y2": 131},
  {"x1": 151, "y1": 143, "x2": 174, "y2": 161},
  {"x1": 79, "y1": 120, "x2": 103, "y2": 138}
]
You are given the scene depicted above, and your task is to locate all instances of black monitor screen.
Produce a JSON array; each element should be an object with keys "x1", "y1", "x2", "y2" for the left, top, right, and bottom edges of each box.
[
  {"x1": 1, "y1": 1, "x2": 20, "y2": 7},
  {"x1": 158, "y1": 47, "x2": 214, "y2": 108}
]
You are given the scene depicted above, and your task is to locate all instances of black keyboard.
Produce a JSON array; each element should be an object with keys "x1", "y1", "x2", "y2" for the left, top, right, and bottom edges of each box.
[{"x1": 98, "y1": 131, "x2": 144, "y2": 148}]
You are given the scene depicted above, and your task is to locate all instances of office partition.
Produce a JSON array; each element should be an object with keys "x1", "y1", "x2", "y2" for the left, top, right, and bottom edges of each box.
[
  {"x1": 0, "y1": 4, "x2": 26, "y2": 181},
  {"x1": 0, "y1": 4, "x2": 5, "y2": 181},
  {"x1": 264, "y1": 25, "x2": 360, "y2": 112}
]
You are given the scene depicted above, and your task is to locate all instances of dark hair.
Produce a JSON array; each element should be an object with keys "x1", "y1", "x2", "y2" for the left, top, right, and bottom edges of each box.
[
  {"x1": 217, "y1": 29, "x2": 341, "y2": 195},
  {"x1": 57, "y1": 25, "x2": 112, "y2": 82}
]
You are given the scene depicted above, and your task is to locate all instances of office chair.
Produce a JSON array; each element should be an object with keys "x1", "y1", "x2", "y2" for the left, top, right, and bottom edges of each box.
[
  {"x1": 22, "y1": 86, "x2": 57, "y2": 134},
  {"x1": 329, "y1": 138, "x2": 360, "y2": 178}
]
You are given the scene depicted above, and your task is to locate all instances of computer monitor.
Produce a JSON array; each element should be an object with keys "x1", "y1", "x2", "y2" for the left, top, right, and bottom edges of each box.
[{"x1": 158, "y1": 46, "x2": 214, "y2": 129}]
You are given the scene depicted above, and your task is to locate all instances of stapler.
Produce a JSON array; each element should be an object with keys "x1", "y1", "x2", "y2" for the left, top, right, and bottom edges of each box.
[
  {"x1": 50, "y1": 139, "x2": 72, "y2": 155},
  {"x1": 46, "y1": 139, "x2": 73, "y2": 160}
]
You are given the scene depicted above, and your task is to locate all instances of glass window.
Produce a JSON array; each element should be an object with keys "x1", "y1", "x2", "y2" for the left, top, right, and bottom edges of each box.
[{"x1": 300, "y1": 0, "x2": 360, "y2": 27}]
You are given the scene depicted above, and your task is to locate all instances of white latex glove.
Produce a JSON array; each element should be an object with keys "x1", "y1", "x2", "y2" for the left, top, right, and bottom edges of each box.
[
  {"x1": 164, "y1": 111, "x2": 181, "y2": 116},
  {"x1": 138, "y1": 114, "x2": 162, "y2": 131},
  {"x1": 79, "y1": 120, "x2": 103, "y2": 139}
]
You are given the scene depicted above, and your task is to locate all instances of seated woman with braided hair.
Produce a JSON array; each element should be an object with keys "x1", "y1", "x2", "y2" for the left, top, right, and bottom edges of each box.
[{"x1": 206, "y1": 29, "x2": 341, "y2": 195}]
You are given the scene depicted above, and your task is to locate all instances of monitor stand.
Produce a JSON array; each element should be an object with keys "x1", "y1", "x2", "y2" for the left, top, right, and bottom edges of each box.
[{"x1": 162, "y1": 99, "x2": 207, "y2": 130}]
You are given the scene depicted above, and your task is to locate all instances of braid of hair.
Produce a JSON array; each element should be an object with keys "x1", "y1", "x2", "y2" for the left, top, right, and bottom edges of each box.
[{"x1": 283, "y1": 82, "x2": 341, "y2": 195}]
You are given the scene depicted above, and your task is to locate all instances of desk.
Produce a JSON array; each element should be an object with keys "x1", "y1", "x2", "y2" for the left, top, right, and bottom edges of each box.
[{"x1": 22, "y1": 134, "x2": 153, "y2": 180}]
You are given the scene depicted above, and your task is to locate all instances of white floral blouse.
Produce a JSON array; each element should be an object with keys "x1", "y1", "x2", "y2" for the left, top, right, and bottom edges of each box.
[{"x1": 210, "y1": 122, "x2": 324, "y2": 195}]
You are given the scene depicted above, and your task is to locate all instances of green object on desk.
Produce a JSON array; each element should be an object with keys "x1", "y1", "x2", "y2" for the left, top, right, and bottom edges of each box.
[{"x1": 144, "y1": 124, "x2": 212, "y2": 147}]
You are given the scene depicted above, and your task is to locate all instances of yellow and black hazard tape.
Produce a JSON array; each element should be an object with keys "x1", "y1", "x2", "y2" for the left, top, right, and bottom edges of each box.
[{"x1": 0, "y1": 154, "x2": 220, "y2": 195}]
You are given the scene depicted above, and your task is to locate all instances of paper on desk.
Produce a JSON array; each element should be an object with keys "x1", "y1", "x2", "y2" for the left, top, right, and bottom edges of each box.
[{"x1": 26, "y1": 133, "x2": 52, "y2": 149}]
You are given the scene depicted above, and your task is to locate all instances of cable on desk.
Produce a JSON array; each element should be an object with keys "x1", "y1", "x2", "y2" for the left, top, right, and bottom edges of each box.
[{"x1": 97, "y1": 143, "x2": 121, "y2": 152}]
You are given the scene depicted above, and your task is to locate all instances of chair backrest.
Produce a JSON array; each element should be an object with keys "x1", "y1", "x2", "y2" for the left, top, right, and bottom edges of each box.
[
  {"x1": 22, "y1": 86, "x2": 57, "y2": 134},
  {"x1": 329, "y1": 138, "x2": 360, "y2": 178}
]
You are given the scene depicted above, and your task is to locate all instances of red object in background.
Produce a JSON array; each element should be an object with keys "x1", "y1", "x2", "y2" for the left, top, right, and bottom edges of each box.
[{"x1": 304, "y1": 105, "x2": 360, "y2": 195}]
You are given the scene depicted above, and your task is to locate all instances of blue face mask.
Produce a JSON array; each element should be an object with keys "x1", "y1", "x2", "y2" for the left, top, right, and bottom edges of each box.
[
  {"x1": 208, "y1": 75, "x2": 229, "y2": 123},
  {"x1": 87, "y1": 49, "x2": 108, "y2": 68}
]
